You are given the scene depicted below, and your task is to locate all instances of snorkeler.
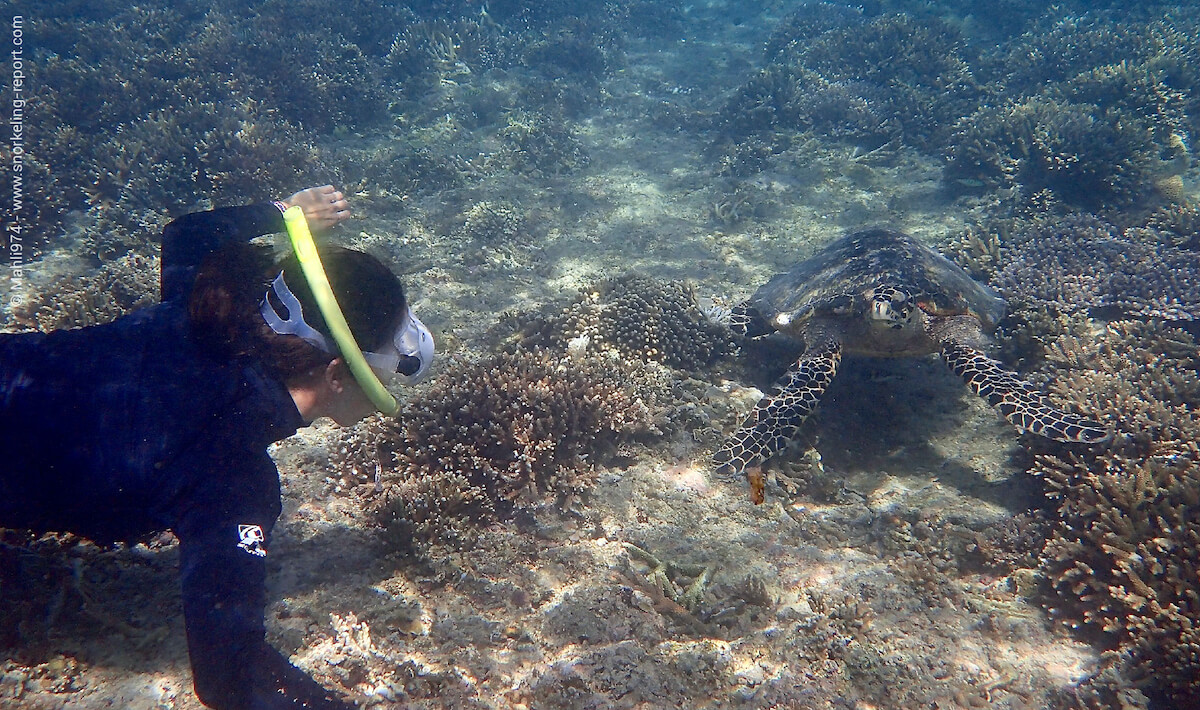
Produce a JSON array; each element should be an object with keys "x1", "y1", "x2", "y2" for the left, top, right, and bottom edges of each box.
[{"x1": 0, "y1": 185, "x2": 433, "y2": 709}]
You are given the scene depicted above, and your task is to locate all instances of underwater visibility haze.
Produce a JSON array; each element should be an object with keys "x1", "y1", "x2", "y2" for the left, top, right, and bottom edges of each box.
[{"x1": 3, "y1": 0, "x2": 1200, "y2": 708}]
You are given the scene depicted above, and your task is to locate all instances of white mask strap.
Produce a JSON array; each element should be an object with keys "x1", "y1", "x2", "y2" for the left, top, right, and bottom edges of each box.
[{"x1": 260, "y1": 272, "x2": 333, "y2": 353}]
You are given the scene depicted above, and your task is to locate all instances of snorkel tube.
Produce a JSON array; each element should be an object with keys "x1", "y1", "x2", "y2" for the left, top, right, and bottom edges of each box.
[{"x1": 281, "y1": 206, "x2": 400, "y2": 416}]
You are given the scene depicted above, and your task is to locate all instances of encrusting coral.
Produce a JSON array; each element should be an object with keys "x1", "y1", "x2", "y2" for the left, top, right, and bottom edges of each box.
[
  {"x1": 505, "y1": 273, "x2": 735, "y2": 371},
  {"x1": 333, "y1": 351, "x2": 657, "y2": 549},
  {"x1": 1031, "y1": 319, "x2": 1200, "y2": 707}
]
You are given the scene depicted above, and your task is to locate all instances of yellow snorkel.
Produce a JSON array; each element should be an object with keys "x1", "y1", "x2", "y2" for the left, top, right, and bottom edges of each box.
[{"x1": 281, "y1": 206, "x2": 400, "y2": 416}]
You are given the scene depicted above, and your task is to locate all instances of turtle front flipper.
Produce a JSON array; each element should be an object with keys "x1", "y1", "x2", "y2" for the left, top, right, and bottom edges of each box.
[
  {"x1": 939, "y1": 339, "x2": 1110, "y2": 443},
  {"x1": 714, "y1": 337, "x2": 843, "y2": 485}
]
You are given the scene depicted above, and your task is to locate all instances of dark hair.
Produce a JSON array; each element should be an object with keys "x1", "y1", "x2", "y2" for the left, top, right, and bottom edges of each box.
[{"x1": 188, "y1": 242, "x2": 407, "y2": 384}]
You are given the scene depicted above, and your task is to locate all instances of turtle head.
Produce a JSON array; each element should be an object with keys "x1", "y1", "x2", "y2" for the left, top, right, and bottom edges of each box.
[{"x1": 868, "y1": 286, "x2": 916, "y2": 330}]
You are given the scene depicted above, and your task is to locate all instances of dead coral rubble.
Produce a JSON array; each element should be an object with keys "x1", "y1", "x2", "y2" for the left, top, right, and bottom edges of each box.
[
  {"x1": 334, "y1": 351, "x2": 656, "y2": 549},
  {"x1": 1035, "y1": 320, "x2": 1200, "y2": 707}
]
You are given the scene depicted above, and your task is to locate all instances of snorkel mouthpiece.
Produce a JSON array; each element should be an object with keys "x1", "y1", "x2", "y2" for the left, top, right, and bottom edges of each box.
[{"x1": 278, "y1": 206, "x2": 400, "y2": 416}]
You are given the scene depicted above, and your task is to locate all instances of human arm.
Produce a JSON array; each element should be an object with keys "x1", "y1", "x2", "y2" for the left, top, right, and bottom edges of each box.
[
  {"x1": 159, "y1": 186, "x2": 351, "y2": 302},
  {"x1": 175, "y1": 456, "x2": 353, "y2": 710}
]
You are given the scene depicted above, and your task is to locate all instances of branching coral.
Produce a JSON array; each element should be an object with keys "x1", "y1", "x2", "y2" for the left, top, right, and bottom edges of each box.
[
  {"x1": 507, "y1": 274, "x2": 734, "y2": 371},
  {"x1": 497, "y1": 110, "x2": 591, "y2": 177},
  {"x1": 716, "y1": 65, "x2": 894, "y2": 150},
  {"x1": 1033, "y1": 320, "x2": 1200, "y2": 706},
  {"x1": 945, "y1": 96, "x2": 1157, "y2": 209},
  {"x1": 453, "y1": 201, "x2": 527, "y2": 246},
  {"x1": 1145, "y1": 201, "x2": 1200, "y2": 250},
  {"x1": 386, "y1": 16, "x2": 516, "y2": 99},
  {"x1": 10, "y1": 253, "x2": 159, "y2": 332},
  {"x1": 21, "y1": 0, "x2": 383, "y2": 257},
  {"x1": 333, "y1": 351, "x2": 657, "y2": 549},
  {"x1": 993, "y1": 214, "x2": 1200, "y2": 321},
  {"x1": 719, "y1": 10, "x2": 968, "y2": 157},
  {"x1": 784, "y1": 13, "x2": 979, "y2": 146}
]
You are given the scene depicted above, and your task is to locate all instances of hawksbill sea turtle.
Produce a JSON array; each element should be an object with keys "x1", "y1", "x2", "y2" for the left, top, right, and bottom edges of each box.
[{"x1": 713, "y1": 227, "x2": 1109, "y2": 502}]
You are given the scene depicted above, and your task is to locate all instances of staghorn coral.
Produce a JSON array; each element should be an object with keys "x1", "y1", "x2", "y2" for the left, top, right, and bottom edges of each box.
[
  {"x1": 718, "y1": 10, "x2": 968, "y2": 157},
  {"x1": 993, "y1": 214, "x2": 1200, "y2": 321},
  {"x1": 1033, "y1": 319, "x2": 1200, "y2": 707},
  {"x1": 715, "y1": 65, "x2": 894, "y2": 150},
  {"x1": 386, "y1": 16, "x2": 516, "y2": 100},
  {"x1": 333, "y1": 351, "x2": 656, "y2": 549},
  {"x1": 21, "y1": 0, "x2": 399, "y2": 257},
  {"x1": 782, "y1": 13, "x2": 979, "y2": 147},
  {"x1": 453, "y1": 200, "x2": 527, "y2": 246},
  {"x1": 763, "y1": 3, "x2": 865, "y2": 62},
  {"x1": 1051, "y1": 61, "x2": 1190, "y2": 150},
  {"x1": 979, "y1": 11, "x2": 1143, "y2": 90},
  {"x1": 506, "y1": 274, "x2": 734, "y2": 371},
  {"x1": 523, "y1": 23, "x2": 619, "y2": 82}
]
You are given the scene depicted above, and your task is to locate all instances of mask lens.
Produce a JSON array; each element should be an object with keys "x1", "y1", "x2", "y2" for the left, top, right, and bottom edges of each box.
[{"x1": 395, "y1": 354, "x2": 422, "y2": 377}]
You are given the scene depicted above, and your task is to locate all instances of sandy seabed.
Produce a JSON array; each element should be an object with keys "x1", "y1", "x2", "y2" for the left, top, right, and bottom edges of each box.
[{"x1": 7, "y1": 16, "x2": 1195, "y2": 709}]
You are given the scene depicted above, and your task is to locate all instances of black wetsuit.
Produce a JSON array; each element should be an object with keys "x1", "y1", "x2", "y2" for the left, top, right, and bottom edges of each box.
[{"x1": 0, "y1": 204, "x2": 352, "y2": 710}]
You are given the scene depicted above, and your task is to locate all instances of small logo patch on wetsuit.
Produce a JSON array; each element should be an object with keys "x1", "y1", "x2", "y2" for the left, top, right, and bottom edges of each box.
[{"x1": 237, "y1": 524, "x2": 267, "y2": 557}]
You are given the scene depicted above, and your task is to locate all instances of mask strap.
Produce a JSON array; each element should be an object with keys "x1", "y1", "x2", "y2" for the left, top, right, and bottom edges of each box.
[{"x1": 260, "y1": 272, "x2": 334, "y2": 352}]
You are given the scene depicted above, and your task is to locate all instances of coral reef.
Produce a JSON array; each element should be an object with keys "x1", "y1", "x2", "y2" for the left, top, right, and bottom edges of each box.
[
  {"x1": 717, "y1": 9, "x2": 977, "y2": 164},
  {"x1": 1033, "y1": 319, "x2": 1200, "y2": 707},
  {"x1": 944, "y1": 97, "x2": 1157, "y2": 209},
  {"x1": 333, "y1": 351, "x2": 657, "y2": 549},
  {"x1": 523, "y1": 22, "x2": 620, "y2": 82},
  {"x1": 724, "y1": 4, "x2": 1200, "y2": 206},
  {"x1": 781, "y1": 13, "x2": 979, "y2": 147},
  {"x1": 993, "y1": 214, "x2": 1200, "y2": 321},
  {"x1": 715, "y1": 65, "x2": 895, "y2": 150},
  {"x1": 453, "y1": 200, "x2": 527, "y2": 246},
  {"x1": 385, "y1": 16, "x2": 516, "y2": 100},
  {"x1": 11, "y1": 253, "x2": 159, "y2": 332},
  {"x1": 21, "y1": 2, "x2": 354, "y2": 256},
  {"x1": 943, "y1": 10, "x2": 1200, "y2": 209},
  {"x1": 497, "y1": 110, "x2": 591, "y2": 177},
  {"x1": 505, "y1": 274, "x2": 734, "y2": 371},
  {"x1": 1145, "y1": 201, "x2": 1200, "y2": 250}
]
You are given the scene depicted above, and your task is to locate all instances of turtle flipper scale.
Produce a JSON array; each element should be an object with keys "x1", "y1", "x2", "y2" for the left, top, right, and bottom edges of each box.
[
  {"x1": 939, "y1": 339, "x2": 1110, "y2": 444},
  {"x1": 714, "y1": 338, "x2": 842, "y2": 474},
  {"x1": 729, "y1": 302, "x2": 774, "y2": 338}
]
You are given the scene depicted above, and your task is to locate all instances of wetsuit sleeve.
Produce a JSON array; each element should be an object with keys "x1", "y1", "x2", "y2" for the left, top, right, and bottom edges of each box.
[
  {"x1": 160, "y1": 203, "x2": 287, "y2": 303},
  {"x1": 175, "y1": 453, "x2": 352, "y2": 710}
]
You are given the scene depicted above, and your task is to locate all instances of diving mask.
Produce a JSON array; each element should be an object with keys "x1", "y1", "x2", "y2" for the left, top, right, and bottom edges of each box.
[{"x1": 260, "y1": 271, "x2": 434, "y2": 385}]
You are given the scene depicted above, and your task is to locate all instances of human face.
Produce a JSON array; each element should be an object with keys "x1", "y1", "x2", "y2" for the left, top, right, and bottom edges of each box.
[{"x1": 322, "y1": 360, "x2": 380, "y2": 425}]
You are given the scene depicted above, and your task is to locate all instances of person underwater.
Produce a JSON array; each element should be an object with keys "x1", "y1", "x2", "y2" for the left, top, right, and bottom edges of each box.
[{"x1": 0, "y1": 185, "x2": 433, "y2": 709}]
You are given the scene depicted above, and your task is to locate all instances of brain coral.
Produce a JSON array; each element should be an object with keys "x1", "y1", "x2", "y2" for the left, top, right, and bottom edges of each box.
[
  {"x1": 334, "y1": 351, "x2": 657, "y2": 549},
  {"x1": 1034, "y1": 319, "x2": 1200, "y2": 707}
]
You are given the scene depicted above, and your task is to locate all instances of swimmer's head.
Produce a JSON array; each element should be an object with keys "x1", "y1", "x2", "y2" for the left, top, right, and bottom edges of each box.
[{"x1": 188, "y1": 243, "x2": 409, "y2": 389}]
